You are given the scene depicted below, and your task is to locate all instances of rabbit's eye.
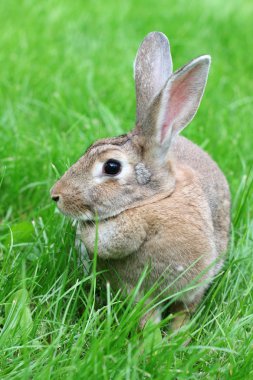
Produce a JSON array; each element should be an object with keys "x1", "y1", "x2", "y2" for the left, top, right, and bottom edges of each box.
[{"x1": 103, "y1": 159, "x2": 122, "y2": 176}]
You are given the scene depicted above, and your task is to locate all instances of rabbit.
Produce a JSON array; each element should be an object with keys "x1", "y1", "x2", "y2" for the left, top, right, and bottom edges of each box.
[{"x1": 51, "y1": 32, "x2": 231, "y2": 331}]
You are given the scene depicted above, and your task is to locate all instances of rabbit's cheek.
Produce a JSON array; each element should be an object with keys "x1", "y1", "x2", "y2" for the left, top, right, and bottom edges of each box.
[{"x1": 89, "y1": 183, "x2": 118, "y2": 208}]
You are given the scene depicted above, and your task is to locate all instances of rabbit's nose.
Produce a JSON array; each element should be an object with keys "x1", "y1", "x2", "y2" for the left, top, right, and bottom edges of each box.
[
  {"x1": 51, "y1": 195, "x2": 60, "y2": 202},
  {"x1": 50, "y1": 182, "x2": 63, "y2": 202}
]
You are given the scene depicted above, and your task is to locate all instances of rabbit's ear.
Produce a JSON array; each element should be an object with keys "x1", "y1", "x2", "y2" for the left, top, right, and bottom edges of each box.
[
  {"x1": 134, "y1": 32, "x2": 173, "y2": 125},
  {"x1": 143, "y1": 55, "x2": 211, "y2": 160}
]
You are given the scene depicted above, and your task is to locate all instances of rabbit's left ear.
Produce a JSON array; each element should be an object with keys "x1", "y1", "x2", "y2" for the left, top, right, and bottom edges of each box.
[
  {"x1": 134, "y1": 32, "x2": 173, "y2": 125},
  {"x1": 143, "y1": 55, "x2": 211, "y2": 159}
]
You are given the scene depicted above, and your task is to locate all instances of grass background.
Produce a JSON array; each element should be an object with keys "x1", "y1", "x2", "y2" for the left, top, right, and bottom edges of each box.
[{"x1": 1, "y1": 0, "x2": 253, "y2": 378}]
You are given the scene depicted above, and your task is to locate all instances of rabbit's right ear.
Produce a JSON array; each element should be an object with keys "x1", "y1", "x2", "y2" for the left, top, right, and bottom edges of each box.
[
  {"x1": 142, "y1": 55, "x2": 211, "y2": 162},
  {"x1": 134, "y1": 32, "x2": 173, "y2": 125}
]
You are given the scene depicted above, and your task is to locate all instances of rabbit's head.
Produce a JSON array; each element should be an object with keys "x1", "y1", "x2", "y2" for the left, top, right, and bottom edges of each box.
[{"x1": 51, "y1": 32, "x2": 210, "y2": 221}]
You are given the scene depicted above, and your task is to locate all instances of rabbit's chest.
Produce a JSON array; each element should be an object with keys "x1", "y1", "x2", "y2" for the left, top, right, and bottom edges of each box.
[
  {"x1": 96, "y1": 246, "x2": 183, "y2": 296},
  {"x1": 78, "y1": 214, "x2": 147, "y2": 260}
]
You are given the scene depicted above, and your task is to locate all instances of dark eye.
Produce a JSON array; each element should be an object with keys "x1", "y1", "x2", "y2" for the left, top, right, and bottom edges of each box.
[{"x1": 103, "y1": 159, "x2": 122, "y2": 176}]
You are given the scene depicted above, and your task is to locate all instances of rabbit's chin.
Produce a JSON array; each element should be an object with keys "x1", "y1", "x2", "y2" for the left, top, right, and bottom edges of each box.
[
  {"x1": 74, "y1": 214, "x2": 95, "y2": 223},
  {"x1": 75, "y1": 208, "x2": 127, "y2": 223},
  {"x1": 56, "y1": 205, "x2": 95, "y2": 222}
]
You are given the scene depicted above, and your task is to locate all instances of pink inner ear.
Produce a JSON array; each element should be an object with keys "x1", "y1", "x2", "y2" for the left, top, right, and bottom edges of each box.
[{"x1": 160, "y1": 65, "x2": 199, "y2": 143}]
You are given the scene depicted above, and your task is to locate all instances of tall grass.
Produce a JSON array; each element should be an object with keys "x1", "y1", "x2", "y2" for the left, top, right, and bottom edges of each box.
[{"x1": 1, "y1": 0, "x2": 253, "y2": 378}]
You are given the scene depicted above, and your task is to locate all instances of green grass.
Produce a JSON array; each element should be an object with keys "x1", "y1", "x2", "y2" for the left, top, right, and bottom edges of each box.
[{"x1": 1, "y1": 0, "x2": 253, "y2": 378}]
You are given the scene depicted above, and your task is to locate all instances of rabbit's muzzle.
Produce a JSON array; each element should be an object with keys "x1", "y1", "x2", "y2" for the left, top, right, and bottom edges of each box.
[
  {"x1": 50, "y1": 180, "x2": 63, "y2": 203},
  {"x1": 50, "y1": 179, "x2": 92, "y2": 221}
]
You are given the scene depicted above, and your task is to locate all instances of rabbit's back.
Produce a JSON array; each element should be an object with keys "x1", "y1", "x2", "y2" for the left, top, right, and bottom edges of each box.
[{"x1": 172, "y1": 135, "x2": 230, "y2": 258}]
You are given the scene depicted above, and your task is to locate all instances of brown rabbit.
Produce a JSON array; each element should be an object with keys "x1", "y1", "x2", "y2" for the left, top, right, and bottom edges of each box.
[{"x1": 51, "y1": 32, "x2": 230, "y2": 330}]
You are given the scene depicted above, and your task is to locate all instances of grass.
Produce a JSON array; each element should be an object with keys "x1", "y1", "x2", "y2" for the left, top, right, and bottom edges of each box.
[{"x1": 1, "y1": 0, "x2": 253, "y2": 378}]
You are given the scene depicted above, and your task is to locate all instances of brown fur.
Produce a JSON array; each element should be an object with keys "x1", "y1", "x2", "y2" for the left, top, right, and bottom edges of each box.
[{"x1": 51, "y1": 32, "x2": 231, "y2": 330}]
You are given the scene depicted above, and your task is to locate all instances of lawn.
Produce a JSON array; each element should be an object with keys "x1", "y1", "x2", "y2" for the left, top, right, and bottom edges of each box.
[{"x1": 1, "y1": 0, "x2": 253, "y2": 378}]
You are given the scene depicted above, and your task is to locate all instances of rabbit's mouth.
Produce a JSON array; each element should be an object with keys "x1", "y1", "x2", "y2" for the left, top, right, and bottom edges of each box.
[
  {"x1": 58, "y1": 203, "x2": 94, "y2": 222},
  {"x1": 51, "y1": 194, "x2": 94, "y2": 222},
  {"x1": 59, "y1": 209, "x2": 95, "y2": 224}
]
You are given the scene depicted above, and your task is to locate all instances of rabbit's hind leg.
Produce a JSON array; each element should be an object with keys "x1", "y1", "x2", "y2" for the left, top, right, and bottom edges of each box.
[
  {"x1": 169, "y1": 296, "x2": 202, "y2": 333},
  {"x1": 139, "y1": 306, "x2": 162, "y2": 330}
]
